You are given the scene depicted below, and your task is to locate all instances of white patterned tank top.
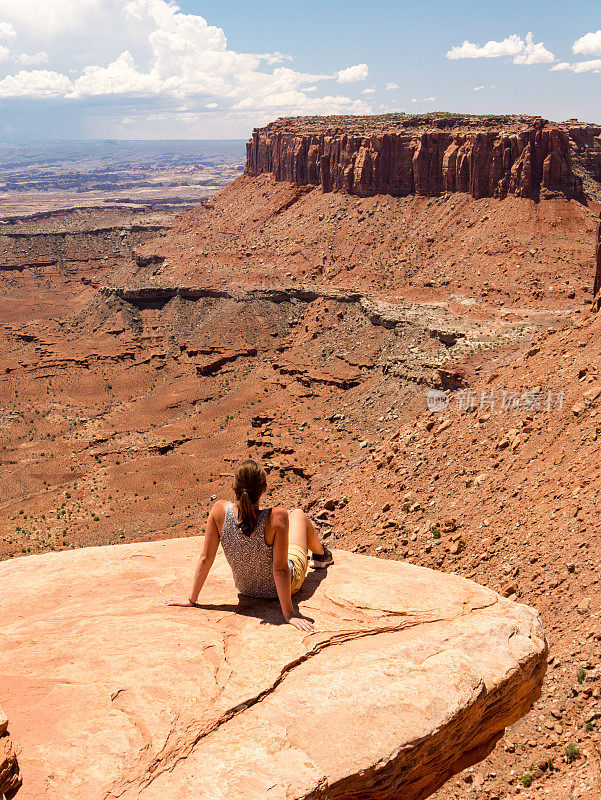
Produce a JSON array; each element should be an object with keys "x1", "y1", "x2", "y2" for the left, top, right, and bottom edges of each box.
[{"x1": 220, "y1": 502, "x2": 278, "y2": 599}]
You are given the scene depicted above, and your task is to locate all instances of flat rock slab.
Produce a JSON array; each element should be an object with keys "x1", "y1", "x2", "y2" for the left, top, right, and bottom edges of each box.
[{"x1": 0, "y1": 539, "x2": 547, "y2": 800}]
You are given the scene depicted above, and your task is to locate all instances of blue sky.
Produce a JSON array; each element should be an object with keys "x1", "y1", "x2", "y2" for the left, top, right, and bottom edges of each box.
[{"x1": 0, "y1": 0, "x2": 600, "y2": 140}]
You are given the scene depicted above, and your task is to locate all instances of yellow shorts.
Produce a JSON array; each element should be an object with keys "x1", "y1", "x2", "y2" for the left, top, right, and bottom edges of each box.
[{"x1": 288, "y1": 543, "x2": 308, "y2": 594}]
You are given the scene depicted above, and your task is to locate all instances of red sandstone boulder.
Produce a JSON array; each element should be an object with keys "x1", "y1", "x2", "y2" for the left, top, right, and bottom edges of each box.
[
  {"x1": 0, "y1": 539, "x2": 547, "y2": 800},
  {"x1": 0, "y1": 706, "x2": 21, "y2": 798}
]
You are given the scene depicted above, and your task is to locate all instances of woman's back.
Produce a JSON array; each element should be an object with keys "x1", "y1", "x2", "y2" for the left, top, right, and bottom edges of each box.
[{"x1": 220, "y1": 501, "x2": 278, "y2": 599}]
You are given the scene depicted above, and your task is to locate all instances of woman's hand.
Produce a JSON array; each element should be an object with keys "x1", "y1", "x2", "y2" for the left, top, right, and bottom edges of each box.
[
  {"x1": 164, "y1": 599, "x2": 198, "y2": 607},
  {"x1": 285, "y1": 614, "x2": 314, "y2": 633}
]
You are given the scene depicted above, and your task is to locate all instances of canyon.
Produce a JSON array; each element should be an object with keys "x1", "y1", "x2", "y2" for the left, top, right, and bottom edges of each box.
[
  {"x1": 1, "y1": 113, "x2": 600, "y2": 800},
  {"x1": 0, "y1": 140, "x2": 245, "y2": 217}
]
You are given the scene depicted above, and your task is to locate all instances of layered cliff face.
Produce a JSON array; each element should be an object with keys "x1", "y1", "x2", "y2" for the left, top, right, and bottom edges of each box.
[
  {"x1": 246, "y1": 114, "x2": 587, "y2": 201},
  {"x1": 0, "y1": 216, "x2": 172, "y2": 272},
  {"x1": 594, "y1": 212, "x2": 601, "y2": 309},
  {"x1": 567, "y1": 122, "x2": 601, "y2": 200}
]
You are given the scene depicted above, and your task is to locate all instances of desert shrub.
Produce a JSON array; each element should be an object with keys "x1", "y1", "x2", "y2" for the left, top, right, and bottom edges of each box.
[{"x1": 565, "y1": 742, "x2": 580, "y2": 762}]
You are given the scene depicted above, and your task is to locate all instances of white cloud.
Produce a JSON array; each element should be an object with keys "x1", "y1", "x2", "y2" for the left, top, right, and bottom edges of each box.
[
  {"x1": 362, "y1": 86, "x2": 375, "y2": 94},
  {"x1": 0, "y1": 0, "x2": 103, "y2": 39},
  {"x1": 573, "y1": 30, "x2": 601, "y2": 56},
  {"x1": 385, "y1": 81, "x2": 399, "y2": 90},
  {"x1": 233, "y1": 89, "x2": 371, "y2": 115},
  {"x1": 336, "y1": 63, "x2": 369, "y2": 83},
  {"x1": 17, "y1": 51, "x2": 49, "y2": 66},
  {"x1": 258, "y1": 51, "x2": 292, "y2": 65},
  {"x1": 447, "y1": 34, "x2": 523, "y2": 59},
  {"x1": 411, "y1": 96, "x2": 435, "y2": 103},
  {"x1": 513, "y1": 33, "x2": 555, "y2": 64},
  {"x1": 0, "y1": 0, "x2": 372, "y2": 127},
  {"x1": 0, "y1": 68, "x2": 73, "y2": 97},
  {"x1": 554, "y1": 28, "x2": 601, "y2": 72},
  {"x1": 447, "y1": 32, "x2": 554, "y2": 64},
  {"x1": 473, "y1": 85, "x2": 485, "y2": 91},
  {"x1": 70, "y1": 50, "x2": 158, "y2": 97},
  {"x1": 551, "y1": 58, "x2": 601, "y2": 73},
  {"x1": 0, "y1": 22, "x2": 16, "y2": 42},
  {"x1": 0, "y1": 45, "x2": 9, "y2": 62}
]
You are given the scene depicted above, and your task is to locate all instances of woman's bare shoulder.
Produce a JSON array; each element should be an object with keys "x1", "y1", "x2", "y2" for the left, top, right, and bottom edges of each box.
[
  {"x1": 209, "y1": 499, "x2": 230, "y2": 512},
  {"x1": 269, "y1": 506, "x2": 289, "y2": 528},
  {"x1": 209, "y1": 499, "x2": 230, "y2": 523}
]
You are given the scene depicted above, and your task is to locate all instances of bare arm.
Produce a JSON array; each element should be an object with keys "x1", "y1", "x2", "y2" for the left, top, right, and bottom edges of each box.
[
  {"x1": 272, "y1": 509, "x2": 313, "y2": 632},
  {"x1": 188, "y1": 503, "x2": 222, "y2": 604}
]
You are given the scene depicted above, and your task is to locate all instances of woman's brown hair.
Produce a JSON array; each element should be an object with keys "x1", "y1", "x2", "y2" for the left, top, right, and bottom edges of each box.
[{"x1": 233, "y1": 459, "x2": 267, "y2": 536}]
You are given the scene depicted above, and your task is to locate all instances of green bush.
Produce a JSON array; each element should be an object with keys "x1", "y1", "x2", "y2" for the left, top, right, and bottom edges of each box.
[
  {"x1": 565, "y1": 742, "x2": 580, "y2": 762},
  {"x1": 520, "y1": 773, "x2": 532, "y2": 788}
]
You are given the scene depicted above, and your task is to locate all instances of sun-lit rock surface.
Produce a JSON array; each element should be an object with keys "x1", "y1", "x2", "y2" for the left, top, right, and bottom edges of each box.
[{"x1": 1, "y1": 538, "x2": 546, "y2": 800}]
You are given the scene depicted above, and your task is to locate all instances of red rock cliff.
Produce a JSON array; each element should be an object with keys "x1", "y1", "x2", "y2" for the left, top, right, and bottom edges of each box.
[
  {"x1": 566, "y1": 122, "x2": 601, "y2": 201},
  {"x1": 594, "y1": 212, "x2": 601, "y2": 311},
  {"x1": 246, "y1": 114, "x2": 585, "y2": 201}
]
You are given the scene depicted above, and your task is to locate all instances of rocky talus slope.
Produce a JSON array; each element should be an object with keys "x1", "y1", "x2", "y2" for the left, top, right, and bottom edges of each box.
[
  {"x1": 309, "y1": 314, "x2": 601, "y2": 800},
  {"x1": 0, "y1": 539, "x2": 546, "y2": 800},
  {"x1": 246, "y1": 114, "x2": 598, "y2": 201}
]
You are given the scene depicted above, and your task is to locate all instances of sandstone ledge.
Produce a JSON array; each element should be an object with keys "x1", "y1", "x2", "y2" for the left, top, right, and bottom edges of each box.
[
  {"x1": 99, "y1": 282, "x2": 513, "y2": 343},
  {"x1": 0, "y1": 539, "x2": 547, "y2": 800}
]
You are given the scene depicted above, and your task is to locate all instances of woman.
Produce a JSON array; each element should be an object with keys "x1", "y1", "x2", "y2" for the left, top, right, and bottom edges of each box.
[{"x1": 185, "y1": 460, "x2": 333, "y2": 632}]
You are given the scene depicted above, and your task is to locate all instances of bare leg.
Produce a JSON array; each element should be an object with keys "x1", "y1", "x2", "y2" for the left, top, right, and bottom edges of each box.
[{"x1": 288, "y1": 508, "x2": 324, "y2": 555}]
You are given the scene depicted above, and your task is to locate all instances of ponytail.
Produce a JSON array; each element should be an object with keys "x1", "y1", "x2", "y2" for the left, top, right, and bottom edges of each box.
[
  {"x1": 237, "y1": 489, "x2": 258, "y2": 536},
  {"x1": 233, "y1": 460, "x2": 267, "y2": 536}
]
